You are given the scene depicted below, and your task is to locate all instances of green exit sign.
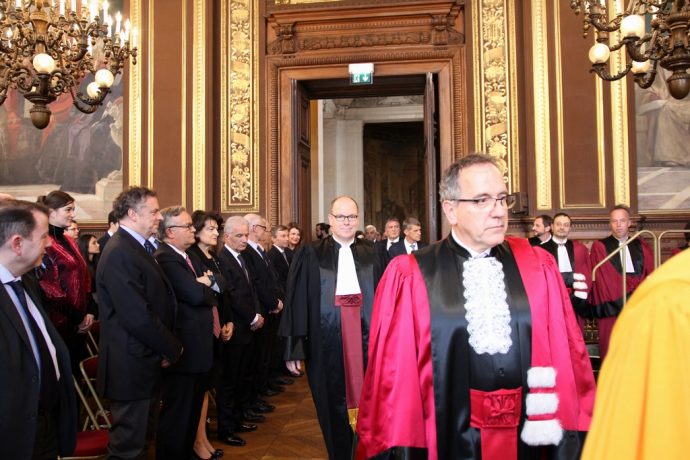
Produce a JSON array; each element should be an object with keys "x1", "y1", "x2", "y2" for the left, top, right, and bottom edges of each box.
[
  {"x1": 348, "y1": 63, "x2": 374, "y2": 85},
  {"x1": 350, "y1": 72, "x2": 373, "y2": 85}
]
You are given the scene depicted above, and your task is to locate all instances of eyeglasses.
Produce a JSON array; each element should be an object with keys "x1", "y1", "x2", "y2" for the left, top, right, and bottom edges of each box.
[
  {"x1": 169, "y1": 223, "x2": 195, "y2": 231},
  {"x1": 330, "y1": 214, "x2": 358, "y2": 223},
  {"x1": 447, "y1": 194, "x2": 516, "y2": 210}
]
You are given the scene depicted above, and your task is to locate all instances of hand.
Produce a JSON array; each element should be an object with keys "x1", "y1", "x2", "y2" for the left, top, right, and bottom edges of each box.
[
  {"x1": 251, "y1": 314, "x2": 265, "y2": 331},
  {"x1": 221, "y1": 322, "x2": 234, "y2": 342},
  {"x1": 196, "y1": 273, "x2": 212, "y2": 287},
  {"x1": 573, "y1": 273, "x2": 588, "y2": 300},
  {"x1": 161, "y1": 359, "x2": 171, "y2": 368},
  {"x1": 286, "y1": 360, "x2": 302, "y2": 377},
  {"x1": 78, "y1": 313, "x2": 95, "y2": 333},
  {"x1": 271, "y1": 299, "x2": 284, "y2": 314}
]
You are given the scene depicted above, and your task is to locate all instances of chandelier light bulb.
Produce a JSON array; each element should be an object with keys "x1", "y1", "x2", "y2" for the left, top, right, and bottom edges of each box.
[
  {"x1": 620, "y1": 14, "x2": 645, "y2": 38},
  {"x1": 33, "y1": 53, "x2": 57, "y2": 74},
  {"x1": 631, "y1": 60, "x2": 652, "y2": 74},
  {"x1": 588, "y1": 43, "x2": 611, "y2": 64},
  {"x1": 95, "y1": 68, "x2": 115, "y2": 88},
  {"x1": 86, "y1": 82, "x2": 101, "y2": 99}
]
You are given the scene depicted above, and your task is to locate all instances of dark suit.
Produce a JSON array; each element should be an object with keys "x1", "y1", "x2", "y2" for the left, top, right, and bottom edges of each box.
[
  {"x1": 267, "y1": 247, "x2": 290, "y2": 295},
  {"x1": 243, "y1": 244, "x2": 283, "y2": 397},
  {"x1": 97, "y1": 232, "x2": 111, "y2": 251},
  {"x1": 0, "y1": 273, "x2": 77, "y2": 459},
  {"x1": 216, "y1": 246, "x2": 261, "y2": 437},
  {"x1": 96, "y1": 228, "x2": 182, "y2": 459},
  {"x1": 388, "y1": 240, "x2": 427, "y2": 258},
  {"x1": 528, "y1": 235, "x2": 550, "y2": 246},
  {"x1": 374, "y1": 238, "x2": 399, "y2": 267},
  {"x1": 154, "y1": 243, "x2": 216, "y2": 460}
]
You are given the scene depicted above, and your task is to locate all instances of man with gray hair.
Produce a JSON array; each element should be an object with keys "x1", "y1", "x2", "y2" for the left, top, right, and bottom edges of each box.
[
  {"x1": 356, "y1": 154, "x2": 595, "y2": 459},
  {"x1": 97, "y1": 186, "x2": 183, "y2": 459},
  {"x1": 389, "y1": 217, "x2": 426, "y2": 257},
  {"x1": 216, "y1": 215, "x2": 263, "y2": 447},
  {"x1": 154, "y1": 206, "x2": 216, "y2": 460}
]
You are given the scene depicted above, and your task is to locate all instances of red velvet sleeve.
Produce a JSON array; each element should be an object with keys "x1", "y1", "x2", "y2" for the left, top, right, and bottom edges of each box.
[{"x1": 355, "y1": 255, "x2": 438, "y2": 460}]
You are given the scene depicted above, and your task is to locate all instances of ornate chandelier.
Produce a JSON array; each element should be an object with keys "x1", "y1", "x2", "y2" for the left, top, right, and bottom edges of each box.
[
  {"x1": 570, "y1": 0, "x2": 690, "y2": 100},
  {"x1": 0, "y1": 0, "x2": 137, "y2": 129}
]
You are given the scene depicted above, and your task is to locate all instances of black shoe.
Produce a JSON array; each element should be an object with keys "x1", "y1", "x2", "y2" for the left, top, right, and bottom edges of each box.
[
  {"x1": 252, "y1": 402, "x2": 275, "y2": 413},
  {"x1": 212, "y1": 449, "x2": 223, "y2": 459},
  {"x1": 260, "y1": 388, "x2": 280, "y2": 397},
  {"x1": 243, "y1": 411, "x2": 265, "y2": 423},
  {"x1": 235, "y1": 423, "x2": 258, "y2": 433},
  {"x1": 269, "y1": 384, "x2": 285, "y2": 393},
  {"x1": 274, "y1": 377, "x2": 294, "y2": 385},
  {"x1": 218, "y1": 435, "x2": 246, "y2": 446}
]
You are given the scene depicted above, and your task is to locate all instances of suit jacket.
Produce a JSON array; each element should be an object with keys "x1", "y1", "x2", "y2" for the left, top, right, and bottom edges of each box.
[
  {"x1": 0, "y1": 273, "x2": 76, "y2": 458},
  {"x1": 267, "y1": 246, "x2": 290, "y2": 295},
  {"x1": 243, "y1": 244, "x2": 282, "y2": 314},
  {"x1": 374, "y1": 239, "x2": 399, "y2": 267},
  {"x1": 96, "y1": 228, "x2": 182, "y2": 400},
  {"x1": 154, "y1": 243, "x2": 216, "y2": 374},
  {"x1": 217, "y1": 247, "x2": 261, "y2": 344},
  {"x1": 388, "y1": 240, "x2": 428, "y2": 258},
  {"x1": 97, "y1": 232, "x2": 111, "y2": 251}
]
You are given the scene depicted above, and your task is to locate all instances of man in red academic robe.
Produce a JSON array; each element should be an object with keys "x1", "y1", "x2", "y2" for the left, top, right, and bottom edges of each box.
[
  {"x1": 589, "y1": 205, "x2": 654, "y2": 360},
  {"x1": 540, "y1": 212, "x2": 592, "y2": 333},
  {"x1": 356, "y1": 154, "x2": 595, "y2": 460}
]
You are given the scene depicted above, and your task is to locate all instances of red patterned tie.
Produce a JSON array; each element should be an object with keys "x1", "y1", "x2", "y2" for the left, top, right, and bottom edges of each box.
[{"x1": 186, "y1": 256, "x2": 221, "y2": 338}]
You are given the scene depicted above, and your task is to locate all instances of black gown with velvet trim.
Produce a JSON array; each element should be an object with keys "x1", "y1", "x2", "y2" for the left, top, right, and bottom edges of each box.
[{"x1": 279, "y1": 236, "x2": 382, "y2": 460}]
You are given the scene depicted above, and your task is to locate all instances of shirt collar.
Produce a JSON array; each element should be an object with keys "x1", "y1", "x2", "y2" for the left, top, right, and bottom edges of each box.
[
  {"x1": 450, "y1": 229, "x2": 491, "y2": 259},
  {"x1": 0, "y1": 263, "x2": 20, "y2": 283},
  {"x1": 119, "y1": 224, "x2": 147, "y2": 247},
  {"x1": 332, "y1": 235, "x2": 355, "y2": 248},
  {"x1": 224, "y1": 244, "x2": 241, "y2": 258},
  {"x1": 164, "y1": 242, "x2": 188, "y2": 259},
  {"x1": 552, "y1": 237, "x2": 568, "y2": 245}
]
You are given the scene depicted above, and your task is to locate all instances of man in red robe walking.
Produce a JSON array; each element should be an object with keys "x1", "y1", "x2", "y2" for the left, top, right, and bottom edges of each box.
[
  {"x1": 589, "y1": 205, "x2": 654, "y2": 360},
  {"x1": 356, "y1": 154, "x2": 595, "y2": 460}
]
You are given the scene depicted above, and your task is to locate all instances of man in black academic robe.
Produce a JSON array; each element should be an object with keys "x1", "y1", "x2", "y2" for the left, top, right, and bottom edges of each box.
[{"x1": 279, "y1": 196, "x2": 382, "y2": 460}]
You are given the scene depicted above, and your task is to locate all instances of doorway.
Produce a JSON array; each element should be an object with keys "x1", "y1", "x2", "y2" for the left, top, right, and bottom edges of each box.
[{"x1": 268, "y1": 58, "x2": 465, "y2": 242}]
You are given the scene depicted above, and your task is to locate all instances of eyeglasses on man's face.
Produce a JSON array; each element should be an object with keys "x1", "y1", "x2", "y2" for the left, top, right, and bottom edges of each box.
[
  {"x1": 330, "y1": 214, "x2": 358, "y2": 223},
  {"x1": 447, "y1": 194, "x2": 516, "y2": 210},
  {"x1": 169, "y1": 223, "x2": 196, "y2": 231}
]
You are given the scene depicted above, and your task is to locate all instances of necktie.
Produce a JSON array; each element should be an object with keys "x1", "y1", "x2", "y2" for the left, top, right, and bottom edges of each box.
[
  {"x1": 410, "y1": 243, "x2": 417, "y2": 253},
  {"x1": 282, "y1": 250, "x2": 289, "y2": 265},
  {"x1": 186, "y1": 256, "x2": 221, "y2": 338},
  {"x1": 144, "y1": 240, "x2": 156, "y2": 256},
  {"x1": 184, "y1": 255, "x2": 197, "y2": 276},
  {"x1": 237, "y1": 253, "x2": 249, "y2": 280},
  {"x1": 8, "y1": 280, "x2": 58, "y2": 409}
]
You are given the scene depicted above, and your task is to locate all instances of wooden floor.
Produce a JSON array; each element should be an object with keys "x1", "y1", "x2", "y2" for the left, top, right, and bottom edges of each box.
[{"x1": 205, "y1": 375, "x2": 328, "y2": 460}]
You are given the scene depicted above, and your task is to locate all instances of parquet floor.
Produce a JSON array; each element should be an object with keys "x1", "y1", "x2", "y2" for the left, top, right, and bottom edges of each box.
[{"x1": 204, "y1": 375, "x2": 328, "y2": 460}]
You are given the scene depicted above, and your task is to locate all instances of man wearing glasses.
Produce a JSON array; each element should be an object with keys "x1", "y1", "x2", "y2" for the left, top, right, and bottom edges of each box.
[
  {"x1": 279, "y1": 196, "x2": 382, "y2": 460},
  {"x1": 356, "y1": 154, "x2": 595, "y2": 460}
]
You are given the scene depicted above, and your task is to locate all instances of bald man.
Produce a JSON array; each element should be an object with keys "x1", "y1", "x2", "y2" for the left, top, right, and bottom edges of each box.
[{"x1": 279, "y1": 196, "x2": 382, "y2": 460}]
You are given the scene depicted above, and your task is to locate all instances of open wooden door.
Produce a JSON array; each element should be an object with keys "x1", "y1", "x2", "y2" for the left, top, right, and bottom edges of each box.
[
  {"x1": 424, "y1": 72, "x2": 441, "y2": 241},
  {"x1": 292, "y1": 80, "x2": 313, "y2": 241}
]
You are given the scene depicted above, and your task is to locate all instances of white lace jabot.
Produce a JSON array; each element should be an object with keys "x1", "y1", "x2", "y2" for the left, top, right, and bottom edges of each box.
[{"x1": 462, "y1": 257, "x2": 512, "y2": 355}]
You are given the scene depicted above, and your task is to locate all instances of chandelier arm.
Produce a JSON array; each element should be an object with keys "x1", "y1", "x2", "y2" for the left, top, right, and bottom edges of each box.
[
  {"x1": 72, "y1": 86, "x2": 109, "y2": 114},
  {"x1": 588, "y1": 13, "x2": 623, "y2": 33},
  {"x1": 633, "y1": 69, "x2": 659, "y2": 89},
  {"x1": 590, "y1": 62, "x2": 632, "y2": 81}
]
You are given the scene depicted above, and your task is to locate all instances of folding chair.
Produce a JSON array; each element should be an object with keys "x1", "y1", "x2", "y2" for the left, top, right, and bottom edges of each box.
[
  {"x1": 59, "y1": 377, "x2": 109, "y2": 460},
  {"x1": 79, "y1": 356, "x2": 111, "y2": 430}
]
